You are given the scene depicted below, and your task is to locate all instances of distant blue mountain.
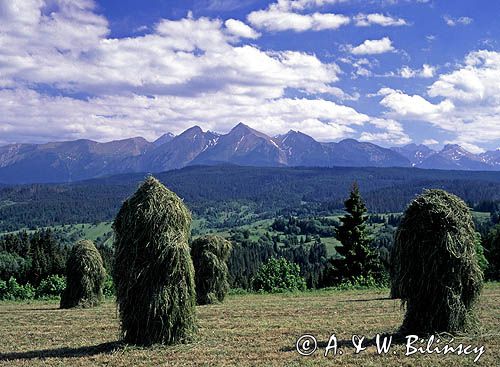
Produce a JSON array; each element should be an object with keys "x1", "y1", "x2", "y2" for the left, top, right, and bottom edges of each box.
[{"x1": 0, "y1": 123, "x2": 499, "y2": 184}]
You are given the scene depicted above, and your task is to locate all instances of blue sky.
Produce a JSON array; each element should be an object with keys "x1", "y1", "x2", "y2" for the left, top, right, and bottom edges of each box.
[{"x1": 0, "y1": 0, "x2": 499, "y2": 152}]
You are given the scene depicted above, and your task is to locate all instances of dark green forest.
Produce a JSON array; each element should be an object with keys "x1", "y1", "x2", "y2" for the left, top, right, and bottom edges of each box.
[
  {"x1": 1, "y1": 165, "x2": 500, "y2": 298},
  {"x1": 1, "y1": 165, "x2": 500, "y2": 232}
]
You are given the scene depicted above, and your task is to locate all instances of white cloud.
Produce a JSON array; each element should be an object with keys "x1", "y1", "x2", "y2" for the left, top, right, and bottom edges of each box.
[
  {"x1": 224, "y1": 19, "x2": 261, "y2": 39},
  {"x1": 247, "y1": 0, "x2": 350, "y2": 32},
  {"x1": 378, "y1": 88, "x2": 454, "y2": 118},
  {"x1": 248, "y1": 9, "x2": 349, "y2": 32},
  {"x1": 420, "y1": 64, "x2": 435, "y2": 78},
  {"x1": 354, "y1": 13, "x2": 408, "y2": 27},
  {"x1": 340, "y1": 57, "x2": 376, "y2": 78},
  {"x1": 399, "y1": 66, "x2": 416, "y2": 78},
  {"x1": 377, "y1": 51, "x2": 500, "y2": 149},
  {"x1": 397, "y1": 64, "x2": 435, "y2": 78},
  {"x1": 0, "y1": 88, "x2": 369, "y2": 143},
  {"x1": 0, "y1": 0, "x2": 407, "y2": 146},
  {"x1": 428, "y1": 50, "x2": 500, "y2": 103},
  {"x1": 0, "y1": 6, "x2": 342, "y2": 98},
  {"x1": 275, "y1": 0, "x2": 345, "y2": 11},
  {"x1": 444, "y1": 15, "x2": 473, "y2": 26},
  {"x1": 360, "y1": 118, "x2": 411, "y2": 145},
  {"x1": 422, "y1": 139, "x2": 439, "y2": 145},
  {"x1": 349, "y1": 37, "x2": 395, "y2": 55}
]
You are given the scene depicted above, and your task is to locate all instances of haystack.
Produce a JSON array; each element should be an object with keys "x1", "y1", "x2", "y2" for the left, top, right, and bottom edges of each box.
[
  {"x1": 60, "y1": 239, "x2": 106, "y2": 309},
  {"x1": 113, "y1": 176, "x2": 196, "y2": 345},
  {"x1": 391, "y1": 189, "x2": 483, "y2": 333},
  {"x1": 191, "y1": 235, "x2": 232, "y2": 305}
]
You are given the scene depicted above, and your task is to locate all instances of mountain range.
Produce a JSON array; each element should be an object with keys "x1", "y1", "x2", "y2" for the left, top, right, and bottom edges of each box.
[{"x1": 0, "y1": 122, "x2": 499, "y2": 184}]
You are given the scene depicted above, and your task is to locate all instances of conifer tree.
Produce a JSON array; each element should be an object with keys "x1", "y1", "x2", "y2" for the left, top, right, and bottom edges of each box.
[{"x1": 326, "y1": 183, "x2": 381, "y2": 284}]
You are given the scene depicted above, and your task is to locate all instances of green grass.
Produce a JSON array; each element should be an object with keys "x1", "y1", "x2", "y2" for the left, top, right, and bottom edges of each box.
[{"x1": 1, "y1": 284, "x2": 498, "y2": 366}]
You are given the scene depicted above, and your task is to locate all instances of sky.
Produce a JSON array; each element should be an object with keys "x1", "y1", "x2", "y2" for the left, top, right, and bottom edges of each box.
[{"x1": 0, "y1": 0, "x2": 499, "y2": 153}]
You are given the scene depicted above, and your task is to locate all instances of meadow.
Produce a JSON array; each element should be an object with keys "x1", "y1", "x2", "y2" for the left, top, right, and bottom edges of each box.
[{"x1": 1, "y1": 284, "x2": 498, "y2": 366}]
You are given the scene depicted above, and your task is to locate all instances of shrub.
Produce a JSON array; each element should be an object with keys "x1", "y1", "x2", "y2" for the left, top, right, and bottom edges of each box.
[
  {"x1": 113, "y1": 176, "x2": 197, "y2": 345},
  {"x1": 37, "y1": 274, "x2": 66, "y2": 298},
  {"x1": 252, "y1": 257, "x2": 306, "y2": 293},
  {"x1": 103, "y1": 274, "x2": 115, "y2": 297},
  {"x1": 60, "y1": 240, "x2": 106, "y2": 309},
  {"x1": 391, "y1": 189, "x2": 483, "y2": 334},
  {"x1": 0, "y1": 277, "x2": 35, "y2": 300},
  {"x1": 191, "y1": 235, "x2": 232, "y2": 305},
  {"x1": 331, "y1": 275, "x2": 387, "y2": 291}
]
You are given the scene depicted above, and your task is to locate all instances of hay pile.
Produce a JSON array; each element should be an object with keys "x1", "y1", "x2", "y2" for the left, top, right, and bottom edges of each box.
[
  {"x1": 113, "y1": 176, "x2": 197, "y2": 345},
  {"x1": 391, "y1": 189, "x2": 483, "y2": 334},
  {"x1": 191, "y1": 235, "x2": 232, "y2": 305},
  {"x1": 60, "y1": 239, "x2": 106, "y2": 309}
]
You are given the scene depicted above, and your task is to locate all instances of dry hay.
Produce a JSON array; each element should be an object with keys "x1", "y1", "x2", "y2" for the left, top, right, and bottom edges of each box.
[
  {"x1": 191, "y1": 235, "x2": 232, "y2": 305},
  {"x1": 390, "y1": 189, "x2": 483, "y2": 334},
  {"x1": 112, "y1": 176, "x2": 196, "y2": 345},
  {"x1": 60, "y1": 239, "x2": 106, "y2": 309}
]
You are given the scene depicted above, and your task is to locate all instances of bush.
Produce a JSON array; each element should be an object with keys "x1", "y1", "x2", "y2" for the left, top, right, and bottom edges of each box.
[
  {"x1": 0, "y1": 277, "x2": 35, "y2": 300},
  {"x1": 252, "y1": 257, "x2": 306, "y2": 293},
  {"x1": 36, "y1": 275, "x2": 66, "y2": 298},
  {"x1": 103, "y1": 274, "x2": 115, "y2": 297},
  {"x1": 331, "y1": 275, "x2": 387, "y2": 291}
]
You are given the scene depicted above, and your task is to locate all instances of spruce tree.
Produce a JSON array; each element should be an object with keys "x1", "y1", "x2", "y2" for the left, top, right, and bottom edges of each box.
[{"x1": 328, "y1": 183, "x2": 381, "y2": 284}]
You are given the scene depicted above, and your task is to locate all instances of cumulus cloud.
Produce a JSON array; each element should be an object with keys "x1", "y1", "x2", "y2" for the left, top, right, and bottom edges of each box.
[
  {"x1": 248, "y1": 2, "x2": 410, "y2": 33},
  {"x1": 428, "y1": 50, "x2": 500, "y2": 103},
  {"x1": 354, "y1": 13, "x2": 408, "y2": 27},
  {"x1": 360, "y1": 118, "x2": 411, "y2": 145},
  {"x1": 349, "y1": 37, "x2": 395, "y2": 55},
  {"x1": 0, "y1": 5, "x2": 341, "y2": 98},
  {"x1": 0, "y1": 88, "x2": 369, "y2": 143},
  {"x1": 378, "y1": 88, "x2": 454, "y2": 118},
  {"x1": 224, "y1": 19, "x2": 261, "y2": 39},
  {"x1": 0, "y1": 0, "x2": 407, "y2": 145},
  {"x1": 398, "y1": 64, "x2": 435, "y2": 78},
  {"x1": 275, "y1": 0, "x2": 346, "y2": 11},
  {"x1": 377, "y1": 50, "x2": 500, "y2": 150},
  {"x1": 247, "y1": 8, "x2": 349, "y2": 32},
  {"x1": 443, "y1": 15, "x2": 473, "y2": 26}
]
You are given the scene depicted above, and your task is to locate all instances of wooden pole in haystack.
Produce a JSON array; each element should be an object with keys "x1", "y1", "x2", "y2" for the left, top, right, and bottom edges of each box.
[
  {"x1": 112, "y1": 176, "x2": 197, "y2": 345},
  {"x1": 60, "y1": 239, "x2": 106, "y2": 309},
  {"x1": 191, "y1": 235, "x2": 232, "y2": 305},
  {"x1": 391, "y1": 189, "x2": 483, "y2": 334}
]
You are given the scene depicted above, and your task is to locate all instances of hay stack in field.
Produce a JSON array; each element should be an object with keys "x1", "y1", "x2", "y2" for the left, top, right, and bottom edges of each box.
[
  {"x1": 391, "y1": 189, "x2": 483, "y2": 334},
  {"x1": 191, "y1": 235, "x2": 232, "y2": 305},
  {"x1": 60, "y1": 239, "x2": 106, "y2": 309},
  {"x1": 112, "y1": 176, "x2": 196, "y2": 345}
]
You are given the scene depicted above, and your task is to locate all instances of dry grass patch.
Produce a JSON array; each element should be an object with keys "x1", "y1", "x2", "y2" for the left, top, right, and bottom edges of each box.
[{"x1": 0, "y1": 284, "x2": 498, "y2": 366}]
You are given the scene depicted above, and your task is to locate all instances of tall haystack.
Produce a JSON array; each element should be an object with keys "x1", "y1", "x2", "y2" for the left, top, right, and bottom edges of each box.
[
  {"x1": 113, "y1": 176, "x2": 196, "y2": 345},
  {"x1": 391, "y1": 189, "x2": 483, "y2": 333},
  {"x1": 60, "y1": 239, "x2": 106, "y2": 309},
  {"x1": 191, "y1": 235, "x2": 232, "y2": 305}
]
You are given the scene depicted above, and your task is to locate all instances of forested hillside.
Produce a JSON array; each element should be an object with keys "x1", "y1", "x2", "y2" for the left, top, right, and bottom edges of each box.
[{"x1": 1, "y1": 165, "x2": 500, "y2": 232}]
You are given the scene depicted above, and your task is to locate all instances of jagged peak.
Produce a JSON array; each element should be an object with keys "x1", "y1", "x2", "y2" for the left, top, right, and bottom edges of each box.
[
  {"x1": 182, "y1": 125, "x2": 203, "y2": 134},
  {"x1": 443, "y1": 143, "x2": 461, "y2": 149},
  {"x1": 231, "y1": 122, "x2": 253, "y2": 132}
]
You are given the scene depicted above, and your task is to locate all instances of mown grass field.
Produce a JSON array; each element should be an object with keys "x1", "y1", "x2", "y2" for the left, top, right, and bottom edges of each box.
[{"x1": 0, "y1": 284, "x2": 498, "y2": 366}]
